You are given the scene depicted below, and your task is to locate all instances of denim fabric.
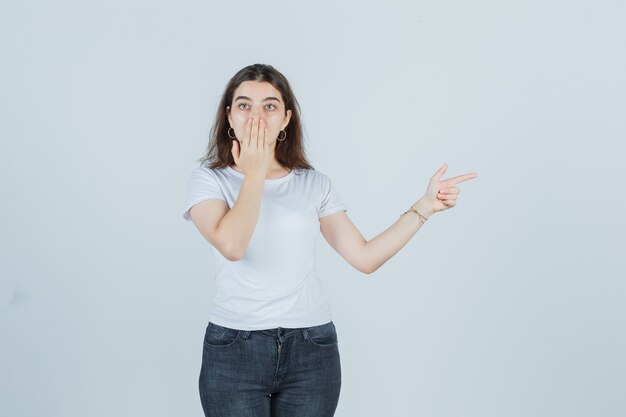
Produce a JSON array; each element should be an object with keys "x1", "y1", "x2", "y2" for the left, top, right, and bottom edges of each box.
[{"x1": 199, "y1": 320, "x2": 342, "y2": 417}]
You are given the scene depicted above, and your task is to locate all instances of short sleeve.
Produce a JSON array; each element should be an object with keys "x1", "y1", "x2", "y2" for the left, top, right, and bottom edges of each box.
[
  {"x1": 318, "y1": 174, "x2": 348, "y2": 219},
  {"x1": 182, "y1": 167, "x2": 227, "y2": 221}
]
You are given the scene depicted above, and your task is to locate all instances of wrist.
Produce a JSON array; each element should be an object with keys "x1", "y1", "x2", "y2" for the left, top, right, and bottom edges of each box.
[{"x1": 412, "y1": 197, "x2": 435, "y2": 219}]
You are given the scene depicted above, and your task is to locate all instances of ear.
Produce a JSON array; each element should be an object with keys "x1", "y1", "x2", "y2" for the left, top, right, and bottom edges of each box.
[
  {"x1": 281, "y1": 109, "x2": 292, "y2": 130},
  {"x1": 226, "y1": 106, "x2": 232, "y2": 126}
]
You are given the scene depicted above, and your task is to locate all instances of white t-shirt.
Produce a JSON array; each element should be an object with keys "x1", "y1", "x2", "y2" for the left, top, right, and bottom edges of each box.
[{"x1": 183, "y1": 164, "x2": 348, "y2": 331}]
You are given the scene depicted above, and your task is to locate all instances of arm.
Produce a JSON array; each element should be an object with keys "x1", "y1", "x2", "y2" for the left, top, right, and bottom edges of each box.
[
  {"x1": 191, "y1": 173, "x2": 265, "y2": 261},
  {"x1": 320, "y1": 197, "x2": 434, "y2": 274},
  {"x1": 218, "y1": 174, "x2": 265, "y2": 260},
  {"x1": 320, "y1": 163, "x2": 477, "y2": 274},
  {"x1": 361, "y1": 198, "x2": 434, "y2": 273}
]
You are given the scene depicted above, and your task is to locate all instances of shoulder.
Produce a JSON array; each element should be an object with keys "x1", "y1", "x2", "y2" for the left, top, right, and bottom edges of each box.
[
  {"x1": 290, "y1": 169, "x2": 336, "y2": 193},
  {"x1": 189, "y1": 164, "x2": 227, "y2": 180},
  {"x1": 296, "y1": 167, "x2": 330, "y2": 183}
]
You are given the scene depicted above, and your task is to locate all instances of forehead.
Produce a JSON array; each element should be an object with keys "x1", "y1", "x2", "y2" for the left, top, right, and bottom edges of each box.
[{"x1": 233, "y1": 80, "x2": 282, "y2": 100}]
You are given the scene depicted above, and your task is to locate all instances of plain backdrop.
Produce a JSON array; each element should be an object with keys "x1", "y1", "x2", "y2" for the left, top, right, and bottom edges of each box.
[{"x1": 1, "y1": 1, "x2": 624, "y2": 416}]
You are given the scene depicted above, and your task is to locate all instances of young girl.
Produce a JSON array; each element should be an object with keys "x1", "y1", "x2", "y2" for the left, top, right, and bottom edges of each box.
[{"x1": 183, "y1": 63, "x2": 477, "y2": 417}]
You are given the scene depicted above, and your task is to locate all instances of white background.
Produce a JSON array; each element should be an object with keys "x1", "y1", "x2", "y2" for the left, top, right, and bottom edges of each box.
[{"x1": 1, "y1": 1, "x2": 624, "y2": 416}]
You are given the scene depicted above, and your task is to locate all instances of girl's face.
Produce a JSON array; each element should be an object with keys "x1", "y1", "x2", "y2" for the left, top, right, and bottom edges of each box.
[{"x1": 227, "y1": 80, "x2": 292, "y2": 144}]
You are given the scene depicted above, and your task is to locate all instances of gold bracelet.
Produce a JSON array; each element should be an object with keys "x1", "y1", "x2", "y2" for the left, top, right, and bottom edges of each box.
[{"x1": 401, "y1": 204, "x2": 428, "y2": 225}]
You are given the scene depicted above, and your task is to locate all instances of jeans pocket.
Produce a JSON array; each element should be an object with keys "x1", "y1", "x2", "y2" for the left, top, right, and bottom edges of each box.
[
  {"x1": 203, "y1": 322, "x2": 241, "y2": 348},
  {"x1": 306, "y1": 321, "x2": 338, "y2": 347}
]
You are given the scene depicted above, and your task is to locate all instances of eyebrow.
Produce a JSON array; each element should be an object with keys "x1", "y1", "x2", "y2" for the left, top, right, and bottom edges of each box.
[{"x1": 234, "y1": 95, "x2": 281, "y2": 103}]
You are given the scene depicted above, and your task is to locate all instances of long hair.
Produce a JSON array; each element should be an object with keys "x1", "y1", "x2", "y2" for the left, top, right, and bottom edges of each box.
[{"x1": 198, "y1": 64, "x2": 314, "y2": 172}]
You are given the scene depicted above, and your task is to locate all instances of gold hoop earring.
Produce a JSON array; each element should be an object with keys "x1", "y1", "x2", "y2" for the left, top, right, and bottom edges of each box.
[
  {"x1": 277, "y1": 130, "x2": 287, "y2": 141},
  {"x1": 227, "y1": 127, "x2": 236, "y2": 139}
]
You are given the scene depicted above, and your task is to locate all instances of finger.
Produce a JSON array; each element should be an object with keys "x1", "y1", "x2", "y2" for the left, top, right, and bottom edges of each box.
[
  {"x1": 438, "y1": 193, "x2": 457, "y2": 200},
  {"x1": 251, "y1": 116, "x2": 259, "y2": 148},
  {"x1": 439, "y1": 187, "x2": 460, "y2": 195},
  {"x1": 256, "y1": 117, "x2": 262, "y2": 148},
  {"x1": 254, "y1": 117, "x2": 259, "y2": 148},
  {"x1": 244, "y1": 117, "x2": 252, "y2": 147},
  {"x1": 445, "y1": 172, "x2": 478, "y2": 185},
  {"x1": 434, "y1": 163, "x2": 448, "y2": 179},
  {"x1": 438, "y1": 188, "x2": 457, "y2": 196},
  {"x1": 437, "y1": 189, "x2": 457, "y2": 199},
  {"x1": 256, "y1": 117, "x2": 262, "y2": 149},
  {"x1": 261, "y1": 119, "x2": 267, "y2": 149},
  {"x1": 259, "y1": 118, "x2": 265, "y2": 148}
]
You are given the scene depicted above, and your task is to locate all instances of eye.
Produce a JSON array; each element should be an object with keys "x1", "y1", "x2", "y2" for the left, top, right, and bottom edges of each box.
[{"x1": 237, "y1": 103, "x2": 277, "y2": 110}]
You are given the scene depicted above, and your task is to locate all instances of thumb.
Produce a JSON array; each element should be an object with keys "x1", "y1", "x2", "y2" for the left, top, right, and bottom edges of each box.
[{"x1": 435, "y1": 162, "x2": 447, "y2": 179}]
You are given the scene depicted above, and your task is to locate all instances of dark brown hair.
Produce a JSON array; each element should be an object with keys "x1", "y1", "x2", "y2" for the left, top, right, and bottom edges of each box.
[{"x1": 198, "y1": 63, "x2": 314, "y2": 172}]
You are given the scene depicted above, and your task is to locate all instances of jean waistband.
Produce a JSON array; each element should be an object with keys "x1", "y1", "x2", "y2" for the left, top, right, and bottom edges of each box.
[{"x1": 213, "y1": 321, "x2": 333, "y2": 342}]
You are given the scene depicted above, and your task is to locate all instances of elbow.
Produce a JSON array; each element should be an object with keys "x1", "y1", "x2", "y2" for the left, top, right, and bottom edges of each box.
[
  {"x1": 214, "y1": 231, "x2": 244, "y2": 261},
  {"x1": 223, "y1": 245, "x2": 243, "y2": 262},
  {"x1": 198, "y1": 226, "x2": 241, "y2": 261},
  {"x1": 363, "y1": 266, "x2": 377, "y2": 275},
  {"x1": 214, "y1": 239, "x2": 243, "y2": 262},
  {"x1": 359, "y1": 260, "x2": 376, "y2": 275},
  {"x1": 359, "y1": 242, "x2": 376, "y2": 274},
  {"x1": 225, "y1": 253, "x2": 242, "y2": 262}
]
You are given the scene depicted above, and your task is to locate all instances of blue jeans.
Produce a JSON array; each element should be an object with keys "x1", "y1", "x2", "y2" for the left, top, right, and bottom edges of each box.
[{"x1": 198, "y1": 320, "x2": 342, "y2": 417}]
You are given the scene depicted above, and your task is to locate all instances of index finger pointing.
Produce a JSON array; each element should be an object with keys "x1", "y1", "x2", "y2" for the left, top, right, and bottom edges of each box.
[{"x1": 446, "y1": 172, "x2": 478, "y2": 185}]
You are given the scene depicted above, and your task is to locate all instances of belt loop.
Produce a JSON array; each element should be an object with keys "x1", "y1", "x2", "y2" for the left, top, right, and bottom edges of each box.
[
  {"x1": 241, "y1": 330, "x2": 250, "y2": 340},
  {"x1": 302, "y1": 328, "x2": 310, "y2": 341}
]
